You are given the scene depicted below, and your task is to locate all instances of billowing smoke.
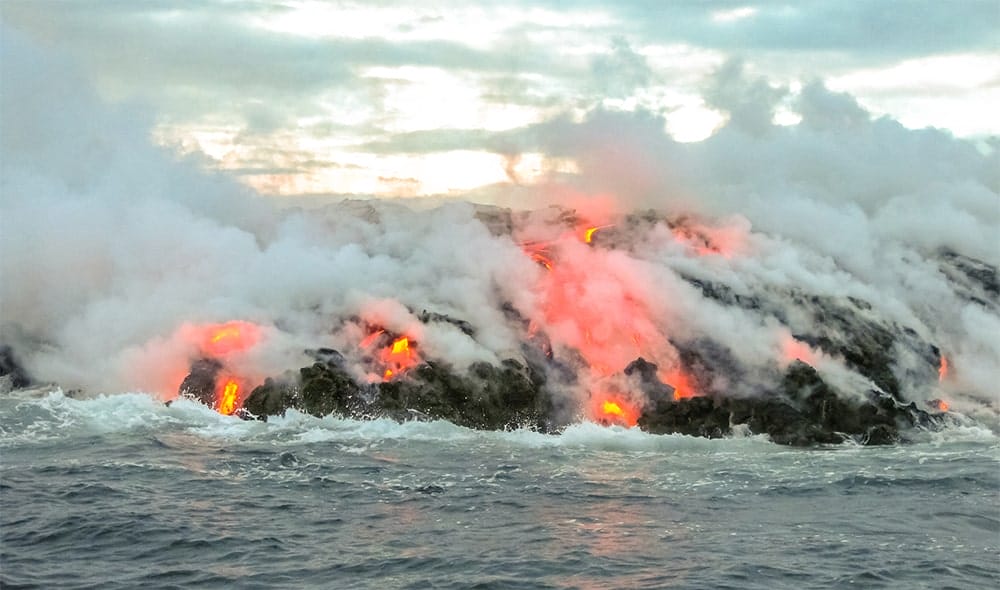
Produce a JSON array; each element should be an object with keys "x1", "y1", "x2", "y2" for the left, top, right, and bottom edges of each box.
[{"x1": 1, "y1": 30, "x2": 997, "y2": 426}]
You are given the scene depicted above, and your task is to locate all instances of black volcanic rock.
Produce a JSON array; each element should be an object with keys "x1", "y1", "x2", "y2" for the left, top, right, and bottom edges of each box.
[
  {"x1": 242, "y1": 373, "x2": 301, "y2": 419},
  {"x1": 300, "y1": 359, "x2": 364, "y2": 418},
  {"x1": 938, "y1": 249, "x2": 1000, "y2": 307},
  {"x1": 243, "y1": 349, "x2": 552, "y2": 431},
  {"x1": 0, "y1": 345, "x2": 32, "y2": 393},
  {"x1": 637, "y1": 361, "x2": 937, "y2": 446},
  {"x1": 683, "y1": 277, "x2": 933, "y2": 400},
  {"x1": 638, "y1": 395, "x2": 732, "y2": 439},
  {"x1": 417, "y1": 310, "x2": 476, "y2": 337},
  {"x1": 373, "y1": 359, "x2": 550, "y2": 430},
  {"x1": 791, "y1": 295, "x2": 902, "y2": 398},
  {"x1": 178, "y1": 358, "x2": 222, "y2": 407}
]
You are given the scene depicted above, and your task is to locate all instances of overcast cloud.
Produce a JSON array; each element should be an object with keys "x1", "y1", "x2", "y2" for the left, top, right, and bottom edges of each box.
[{"x1": 2, "y1": 0, "x2": 997, "y2": 196}]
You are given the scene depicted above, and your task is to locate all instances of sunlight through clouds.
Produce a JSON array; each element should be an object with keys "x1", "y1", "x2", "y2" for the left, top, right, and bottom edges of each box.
[{"x1": 4, "y1": 0, "x2": 995, "y2": 197}]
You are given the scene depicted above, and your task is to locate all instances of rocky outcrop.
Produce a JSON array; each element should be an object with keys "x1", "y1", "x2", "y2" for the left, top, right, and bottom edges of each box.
[
  {"x1": 177, "y1": 358, "x2": 222, "y2": 407},
  {"x1": 637, "y1": 361, "x2": 938, "y2": 445},
  {"x1": 0, "y1": 345, "x2": 32, "y2": 394},
  {"x1": 239, "y1": 351, "x2": 552, "y2": 431}
]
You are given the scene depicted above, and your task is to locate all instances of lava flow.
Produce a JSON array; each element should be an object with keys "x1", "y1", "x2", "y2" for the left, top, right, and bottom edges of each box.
[
  {"x1": 217, "y1": 378, "x2": 241, "y2": 415},
  {"x1": 595, "y1": 395, "x2": 640, "y2": 427},
  {"x1": 582, "y1": 224, "x2": 613, "y2": 244},
  {"x1": 517, "y1": 219, "x2": 700, "y2": 425},
  {"x1": 928, "y1": 398, "x2": 950, "y2": 413},
  {"x1": 659, "y1": 368, "x2": 696, "y2": 401},
  {"x1": 368, "y1": 333, "x2": 419, "y2": 381}
]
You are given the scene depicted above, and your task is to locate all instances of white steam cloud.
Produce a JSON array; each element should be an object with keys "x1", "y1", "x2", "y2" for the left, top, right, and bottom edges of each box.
[{"x1": 1, "y1": 31, "x2": 997, "y2": 424}]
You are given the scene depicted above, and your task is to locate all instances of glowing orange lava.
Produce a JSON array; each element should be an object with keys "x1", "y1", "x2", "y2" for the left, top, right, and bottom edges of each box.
[
  {"x1": 928, "y1": 399, "x2": 950, "y2": 412},
  {"x1": 660, "y1": 369, "x2": 697, "y2": 400},
  {"x1": 602, "y1": 400, "x2": 623, "y2": 415},
  {"x1": 582, "y1": 224, "x2": 613, "y2": 244},
  {"x1": 378, "y1": 336, "x2": 419, "y2": 381},
  {"x1": 392, "y1": 337, "x2": 410, "y2": 355},
  {"x1": 595, "y1": 396, "x2": 639, "y2": 427},
  {"x1": 217, "y1": 379, "x2": 240, "y2": 415},
  {"x1": 938, "y1": 356, "x2": 949, "y2": 382},
  {"x1": 782, "y1": 336, "x2": 816, "y2": 366}
]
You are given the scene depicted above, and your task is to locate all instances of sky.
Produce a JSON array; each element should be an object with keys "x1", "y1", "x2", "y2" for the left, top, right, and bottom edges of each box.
[{"x1": 2, "y1": 0, "x2": 998, "y2": 199}]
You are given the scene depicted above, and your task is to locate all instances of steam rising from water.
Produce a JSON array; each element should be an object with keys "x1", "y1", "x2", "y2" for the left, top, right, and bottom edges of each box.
[{"x1": 1, "y1": 31, "x2": 997, "y2": 424}]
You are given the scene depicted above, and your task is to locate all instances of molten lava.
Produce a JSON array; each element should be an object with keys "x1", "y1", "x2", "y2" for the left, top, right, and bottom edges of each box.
[
  {"x1": 532, "y1": 252, "x2": 554, "y2": 270},
  {"x1": 595, "y1": 396, "x2": 639, "y2": 427},
  {"x1": 582, "y1": 224, "x2": 613, "y2": 244},
  {"x1": 217, "y1": 378, "x2": 240, "y2": 415},
  {"x1": 660, "y1": 368, "x2": 697, "y2": 401},
  {"x1": 392, "y1": 337, "x2": 410, "y2": 355},
  {"x1": 938, "y1": 355, "x2": 949, "y2": 382},
  {"x1": 928, "y1": 399, "x2": 950, "y2": 413},
  {"x1": 376, "y1": 335, "x2": 419, "y2": 381}
]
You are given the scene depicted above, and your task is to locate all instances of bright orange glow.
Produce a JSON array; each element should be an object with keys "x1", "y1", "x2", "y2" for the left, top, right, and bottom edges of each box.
[
  {"x1": 217, "y1": 379, "x2": 240, "y2": 415},
  {"x1": 595, "y1": 396, "x2": 639, "y2": 427},
  {"x1": 582, "y1": 225, "x2": 613, "y2": 244},
  {"x1": 199, "y1": 321, "x2": 261, "y2": 356},
  {"x1": 781, "y1": 336, "x2": 816, "y2": 366},
  {"x1": 530, "y1": 250, "x2": 554, "y2": 270},
  {"x1": 602, "y1": 400, "x2": 624, "y2": 416},
  {"x1": 378, "y1": 336, "x2": 419, "y2": 382},
  {"x1": 938, "y1": 356, "x2": 949, "y2": 382},
  {"x1": 659, "y1": 369, "x2": 697, "y2": 400},
  {"x1": 520, "y1": 239, "x2": 557, "y2": 271},
  {"x1": 515, "y1": 217, "x2": 692, "y2": 421},
  {"x1": 928, "y1": 398, "x2": 950, "y2": 412}
]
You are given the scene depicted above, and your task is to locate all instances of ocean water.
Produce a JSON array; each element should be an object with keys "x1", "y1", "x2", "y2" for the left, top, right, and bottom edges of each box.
[{"x1": 1, "y1": 390, "x2": 997, "y2": 589}]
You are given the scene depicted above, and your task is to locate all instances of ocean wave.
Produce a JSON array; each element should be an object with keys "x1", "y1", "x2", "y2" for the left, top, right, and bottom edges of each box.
[{"x1": 2, "y1": 390, "x2": 995, "y2": 454}]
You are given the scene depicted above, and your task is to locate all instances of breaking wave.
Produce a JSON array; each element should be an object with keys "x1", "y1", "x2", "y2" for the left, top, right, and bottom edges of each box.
[{"x1": 2, "y1": 389, "x2": 993, "y2": 453}]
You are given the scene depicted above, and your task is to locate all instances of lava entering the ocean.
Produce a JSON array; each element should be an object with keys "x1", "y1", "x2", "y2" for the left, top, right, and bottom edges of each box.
[
  {"x1": 595, "y1": 395, "x2": 639, "y2": 427},
  {"x1": 217, "y1": 378, "x2": 240, "y2": 415}
]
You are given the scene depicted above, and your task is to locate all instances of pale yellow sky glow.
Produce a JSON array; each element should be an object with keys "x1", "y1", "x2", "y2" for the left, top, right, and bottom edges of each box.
[{"x1": 7, "y1": 0, "x2": 992, "y2": 199}]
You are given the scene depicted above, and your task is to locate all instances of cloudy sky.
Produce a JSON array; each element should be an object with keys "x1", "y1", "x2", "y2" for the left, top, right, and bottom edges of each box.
[{"x1": 2, "y1": 0, "x2": 998, "y2": 198}]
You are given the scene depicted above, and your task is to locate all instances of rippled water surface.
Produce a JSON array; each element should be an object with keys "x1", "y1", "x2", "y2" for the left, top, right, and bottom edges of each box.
[{"x1": 2, "y1": 391, "x2": 998, "y2": 589}]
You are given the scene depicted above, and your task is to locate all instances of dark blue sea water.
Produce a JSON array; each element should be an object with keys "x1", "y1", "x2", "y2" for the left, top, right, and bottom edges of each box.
[{"x1": 2, "y1": 390, "x2": 998, "y2": 589}]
